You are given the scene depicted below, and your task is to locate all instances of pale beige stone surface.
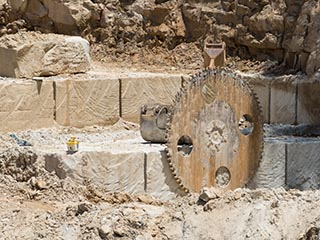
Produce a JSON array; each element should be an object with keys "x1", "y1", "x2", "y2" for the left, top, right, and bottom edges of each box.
[
  {"x1": 121, "y1": 75, "x2": 182, "y2": 123},
  {"x1": 146, "y1": 151, "x2": 178, "y2": 200},
  {"x1": 0, "y1": 32, "x2": 90, "y2": 78},
  {"x1": 0, "y1": 79, "x2": 54, "y2": 132},
  {"x1": 81, "y1": 151, "x2": 146, "y2": 194},
  {"x1": 44, "y1": 150, "x2": 181, "y2": 199},
  {"x1": 44, "y1": 151, "x2": 146, "y2": 194},
  {"x1": 55, "y1": 76, "x2": 119, "y2": 127},
  {"x1": 287, "y1": 141, "x2": 320, "y2": 190},
  {"x1": 270, "y1": 81, "x2": 296, "y2": 124},
  {"x1": 249, "y1": 141, "x2": 286, "y2": 188},
  {"x1": 297, "y1": 83, "x2": 320, "y2": 125}
]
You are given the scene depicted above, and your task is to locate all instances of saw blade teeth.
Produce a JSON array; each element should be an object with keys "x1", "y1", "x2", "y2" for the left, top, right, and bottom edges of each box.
[
  {"x1": 164, "y1": 148, "x2": 169, "y2": 154},
  {"x1": 182, "y1": 79, "x2": 189, "y2": 90},
  {"x1": 175, "y1": 94, "x2": 180, "y2": 102},
  {"x1": 174, "y1": 176, "x2": 181, "y2": 182}
]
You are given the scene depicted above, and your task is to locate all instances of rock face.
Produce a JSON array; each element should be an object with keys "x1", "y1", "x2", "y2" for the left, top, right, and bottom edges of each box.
[
  {"x1": 4, "y1": 0, "x2": 98, "y2": 34},
  {"x1": 0, "y1": 32, "x2": 90, "y2": 78},
  {"x1": 285, "y1": 1, "x2": 320, "y2": 74},
  {"x1": 1, "y1": 0, "x2": 319, "y2": 75}
]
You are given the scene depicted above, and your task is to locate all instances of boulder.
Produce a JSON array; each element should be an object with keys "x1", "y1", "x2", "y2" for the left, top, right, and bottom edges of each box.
[
  {"x1": 0, "y1": 32, "x2": 90, "y2": 78},
  {"x1": 248, "y1": 141, "x2": 286, "y2": 188},
  {"x1": 42, "y1": 0, "x2": 87, "y2": 33},
  {"x1": 181, "y1": 4, "x2": 210, "y2": 40}
]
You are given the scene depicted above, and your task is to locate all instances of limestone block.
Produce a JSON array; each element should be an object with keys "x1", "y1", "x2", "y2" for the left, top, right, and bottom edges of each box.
[
  {"x1": 297, "y1": 83, "x2": 320, "y2": 125},
  {"x1": 45, "y1": 151, "x2": 146, "y2": 194},
  {"x1": 0, "y1": 32, "x2": 90, "y2": 78},
  {"x1": 248, "y1": 141, "x2": 286, "y2": 188},
  {"x1": 81, "y1": 151, "x2": 146, "y2": 194},
  {"x1": 0, "y1": 79, "x2": 54, "y2": 132},
  {"x1": 55, "y1": 77, "x2": 119, "y2": 127},
  {"x1": 251, "y1": 80, "x2": 270, "y2": 123},
  {"x1": 121, "y1": 75, "x2": 182, "y2": 123},
  {"x1": 146, "y1": 151, "x2": 179, "y2": 200},
  {"x1": 270, "y1": 81, "x2": 296, "y2": 124},
  {"x1": 287, "y1": 142, "x2": 320, "y2": 190}
]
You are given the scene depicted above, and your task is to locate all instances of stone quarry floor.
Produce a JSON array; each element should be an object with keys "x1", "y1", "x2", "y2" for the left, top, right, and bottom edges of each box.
[
  {"x1": 0, "y1": 69, "x2": 306, "y2": 240},
  {"x1": 0, "y1": 121, "x2": 319, "y2": 239},
  {"x1": 19, "y1": 120, "x2": 163, "y2": 155}
]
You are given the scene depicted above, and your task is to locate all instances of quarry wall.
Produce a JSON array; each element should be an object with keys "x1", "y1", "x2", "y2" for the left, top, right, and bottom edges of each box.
[
  {"x1": 0, "y1": 72, "x2": 318, "y2": 132},
  {"x1": 0, "y1": 0, "x2": 319, "y2": 75}
]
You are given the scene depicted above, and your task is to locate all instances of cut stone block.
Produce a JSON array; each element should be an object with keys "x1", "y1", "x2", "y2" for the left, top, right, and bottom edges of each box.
[
  {"x1": 0, "y1": 79, "x2": 54, "y2": 132},
  {"x1": 287, "y1": 141, "x2": 320, "y2": 190},
  {"x1": 270, "y1": 81, "x2": 296, "y2": 124},
  {"x1": 44, "y1": 151, "x2": 146, "y2": 194},
  {"x1": 121, "y1": 74, "x2": 182, "y2": 123},
  {"x1": 146, "y1": 151, "x2": 179, "y2": 200},
  {"x1": 0, "y1": 32, "x2": 90, "y2": 78},
  {"x1": 297, "y1": 83, "x2": 320, "y2": 125},
  {"x1": 55, "y1": 76, "x2": 119, "y2": 127},
  {"x1": 81, "y1": 151, "x2": 146, "y2": 194},
  {"x1": 248, "y1": 141, "x2": 286, "y2": 188}
]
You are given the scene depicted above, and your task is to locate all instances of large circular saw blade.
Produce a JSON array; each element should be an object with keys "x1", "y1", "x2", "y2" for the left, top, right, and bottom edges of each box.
[{"x1": 165, "y1": 69, "x2": 263, "y2": 193}]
